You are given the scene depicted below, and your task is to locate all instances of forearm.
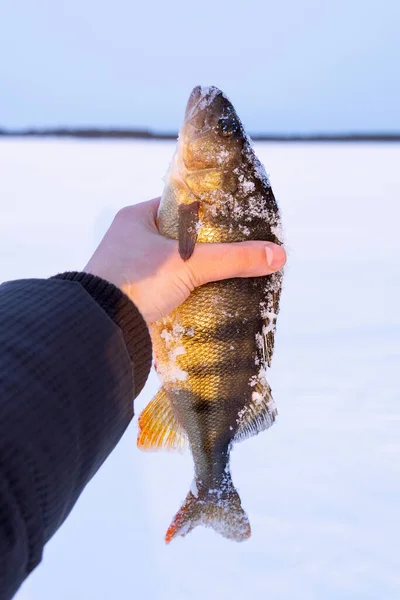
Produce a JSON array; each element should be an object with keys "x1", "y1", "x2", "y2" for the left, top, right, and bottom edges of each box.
[{"x1": 0, "y1": 276, "x2": 151, "y2": 599}]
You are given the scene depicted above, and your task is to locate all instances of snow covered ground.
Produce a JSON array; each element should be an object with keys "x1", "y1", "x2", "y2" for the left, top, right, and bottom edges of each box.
[{"x1": 1, "y1": 139, "x2": 399, "y2": 600}]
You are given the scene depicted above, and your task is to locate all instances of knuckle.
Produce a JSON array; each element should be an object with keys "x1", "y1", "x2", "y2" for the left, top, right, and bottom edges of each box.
[
  {"x1": 115, "y1": 205, "x2": 135, "y2": 221},
  {"x1": 183, "y1": 263, "x2": 200, "y2": 289}
]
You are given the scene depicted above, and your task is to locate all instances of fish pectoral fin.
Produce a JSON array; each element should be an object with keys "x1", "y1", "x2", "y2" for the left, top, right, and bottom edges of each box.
[
  {"x1": 137, "y1": 387, "x2": 188, "y2": 452},
  {"x1": 234, "y1": 380, "x2": 278, "y2": 443},
  {"x1": 178, "y1": 201, "x2": 200, "y2": 261}
]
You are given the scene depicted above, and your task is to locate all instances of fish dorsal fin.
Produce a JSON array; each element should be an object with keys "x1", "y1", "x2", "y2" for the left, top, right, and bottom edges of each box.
[
  {"x1": 258, "y1": 301, "x2": 279, "y2": 368},
  {"x1": 234, "y1": 380, "x2": 277, "y2": 444},
  {"x1": 137, "y1": 387, "x2": 188, "y2": 452}
]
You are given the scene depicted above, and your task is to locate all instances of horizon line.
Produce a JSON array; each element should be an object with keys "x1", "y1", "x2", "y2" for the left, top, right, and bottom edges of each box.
[{"x1": 1, "y1": 127, "x2": 400, "y2": 142}]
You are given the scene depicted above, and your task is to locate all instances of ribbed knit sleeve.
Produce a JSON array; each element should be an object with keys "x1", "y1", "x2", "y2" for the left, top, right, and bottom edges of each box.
[
  {"x1": 51, "y1": 272, "x2": 152, "y2": 395},
  {"x1": 0, "y1": 277, "x2": 152, "y2": 600}
]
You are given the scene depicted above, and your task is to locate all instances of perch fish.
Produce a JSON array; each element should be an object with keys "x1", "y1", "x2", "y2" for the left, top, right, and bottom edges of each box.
[{"x1": 137, "y1": 85, "x2": 283, "y2": 543}]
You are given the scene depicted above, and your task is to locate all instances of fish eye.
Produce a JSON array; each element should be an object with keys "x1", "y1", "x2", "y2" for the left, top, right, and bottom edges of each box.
[{"x1": 217, "y1": 117, "x2": 240, "y2": 138}]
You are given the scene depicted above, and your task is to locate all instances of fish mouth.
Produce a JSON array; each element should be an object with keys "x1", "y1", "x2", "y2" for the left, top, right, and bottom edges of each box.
[
  {"x1": 184, "y1": 85, "x2": 238, "y2": 132},
  {"x1": 185, "y1": 86, "x2": 222, "y2": 121}
]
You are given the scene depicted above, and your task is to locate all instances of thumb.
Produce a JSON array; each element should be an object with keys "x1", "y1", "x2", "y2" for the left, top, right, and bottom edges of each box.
[{"x1": 186, "y1": 241, "x2": 286, "y2": 286}]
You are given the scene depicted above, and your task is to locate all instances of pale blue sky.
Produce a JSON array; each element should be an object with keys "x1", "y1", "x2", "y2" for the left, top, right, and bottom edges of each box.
[{"x1": 0, "y1": 0, "x2": 399, "y2": 132}]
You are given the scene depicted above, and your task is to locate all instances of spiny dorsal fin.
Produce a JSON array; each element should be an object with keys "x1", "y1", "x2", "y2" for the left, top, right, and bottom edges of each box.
[
  {"x1": 234, "y1": 380, "x2": 277, "y2": 444},
  {"x1": 137, "y1": 387, "x2": 188, "y2": 452},
  {"x1": 260, "y1": 279, "x2": 281, "y2": 367}
]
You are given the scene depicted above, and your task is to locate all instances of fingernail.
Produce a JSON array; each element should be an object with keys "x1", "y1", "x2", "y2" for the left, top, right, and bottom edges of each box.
[
  {"x1": 265, "y1": 244, "x2": 286, "y2": 270},
  {"x1": 265, "y1": 245, "x2": 274, "y2": 267}
]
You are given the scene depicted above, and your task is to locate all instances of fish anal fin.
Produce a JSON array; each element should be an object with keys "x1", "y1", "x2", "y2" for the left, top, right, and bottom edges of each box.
[
  {"x1": 137, "y1": 387, "x2": 188, "y2": 452},
  {"x1": 178, "y1": 201, "x2": 199, "y2": 261},
  {"x1": 234, "y1": 380, "x2": 277, "y2": 444}
]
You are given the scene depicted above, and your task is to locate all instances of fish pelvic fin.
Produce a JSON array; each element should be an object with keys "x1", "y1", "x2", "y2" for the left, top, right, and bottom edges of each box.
[
  {"x1": 165, "y1": 474, "x2": 251, "y2": 544},
  {"x1": 137, "y1": 387, "x2": 188, "y2": 452},
  {"x1": 234, "y1": 379, "x2": 277, "y2": 444}
]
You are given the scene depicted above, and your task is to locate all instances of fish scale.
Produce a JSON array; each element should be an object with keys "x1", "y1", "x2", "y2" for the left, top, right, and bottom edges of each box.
[{"x1": 137, "y1": 85, "x2": 283, "y2": 543}]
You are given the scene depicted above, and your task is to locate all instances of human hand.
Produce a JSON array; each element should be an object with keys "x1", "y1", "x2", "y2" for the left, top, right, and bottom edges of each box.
[{"x1": 85, "y1": 198, "x2": 286, "y2": 324}]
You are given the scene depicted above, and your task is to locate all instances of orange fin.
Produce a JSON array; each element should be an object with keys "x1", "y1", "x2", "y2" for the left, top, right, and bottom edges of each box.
[
  {"x1": 178, "y1": 201, "x2": 199, "y2": 261},
  {"x1": 137, "y1": 387, "x2": 188, "y2": 452},
  {"x1": 234, "y1": 380, "x2": 277, "y2": 444},
  {"x1": 165, "y1": 475, "x2": 251, "y2": 544}
]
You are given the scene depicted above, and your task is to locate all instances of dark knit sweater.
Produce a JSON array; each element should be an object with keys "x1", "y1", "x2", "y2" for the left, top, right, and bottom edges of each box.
[{"x1": 0, "y1": 273, "x2": 152, "y2": 600}]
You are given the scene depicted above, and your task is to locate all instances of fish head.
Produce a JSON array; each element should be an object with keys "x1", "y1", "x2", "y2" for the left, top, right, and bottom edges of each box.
[
  {"x1": 179, "y1": 86, "x2": 245, "y2": 187},
  {"x1": 160, "y1": 85, "x2": 262, "y2": 254}
]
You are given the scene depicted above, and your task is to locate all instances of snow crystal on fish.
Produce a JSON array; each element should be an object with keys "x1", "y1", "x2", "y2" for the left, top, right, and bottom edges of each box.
[
  {"x1": 156, "y1": 357, "x2": 188, "y2": 384},
  {"x1": 190, "y1": 479, "x2": 199, "y2": 498},
  {"x1": 271, "y1": 223, "x2": 284, "y2": 243},
  {"x1": 238, "y1": 224, "x2": 250, "y2": 236},
  {"x1": 157, "y1": 323, "x2": 189, "y2": 383},
  {"x1": 253, "y1": 160, "x2": 270, "y2": 187},
  {"x1": 246, "y1": 195, "x2": 270, "y2": 220},
  {"x1": 238, "y1": 178, "x2": 256, "y2": 195},
  {"x1": 243, "y1": 134, "x2": 271, "y2": 187},
  {"x1": 169, "y1": 346, "x2": 186, "y2": 361},
  {"x1": 216, "y1": 148, "x2": 230, "y2": 165},
  {"x1": 160, "y1": 323, "x2": 185, "y2": 345}
]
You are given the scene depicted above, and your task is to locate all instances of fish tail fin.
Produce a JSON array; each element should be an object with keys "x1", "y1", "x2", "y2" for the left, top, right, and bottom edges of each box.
[{"x1": 165, "y1": 475, "x2": 251, "y2": 544}]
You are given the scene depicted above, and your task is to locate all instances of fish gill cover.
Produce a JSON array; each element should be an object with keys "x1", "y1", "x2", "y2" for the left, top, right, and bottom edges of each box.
[{"x1": 137, "y1": 85, "x2": 284, "y2": 543}]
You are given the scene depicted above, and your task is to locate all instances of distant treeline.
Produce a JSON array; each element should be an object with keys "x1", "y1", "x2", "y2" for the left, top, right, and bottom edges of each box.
[{"x1": 0, "y1": 128, "x2": 399, "y2": 142}]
